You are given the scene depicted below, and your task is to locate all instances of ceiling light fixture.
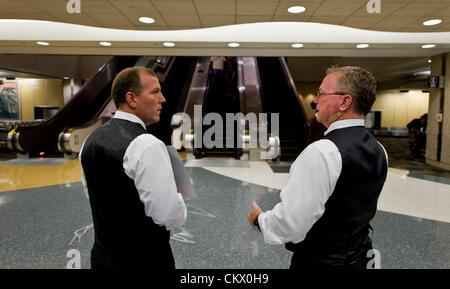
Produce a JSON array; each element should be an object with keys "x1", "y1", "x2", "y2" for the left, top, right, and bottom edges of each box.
[
  {"x1": 163, "y1": 42, "x2": 175, "y2": 47},
  {"x1": 139, "y1": 17, "x2": 155, "y2": 24},
  {"x1": 421, "y1": 44, "x2": 435, "y2": 49},
  {"x1": 291, "y1": 43, "x2": 303, "y2": 48},
  {"x1": 428, "y1": 60, "x2": 432, "y2": 63},
  {"x1": 422, "y1": 19, "x2": 442, "y2": 26},
  {"x1": 356, "y1": 43, "x2": 369, "y2": 48},
  {"x1": 99, "y1": 42, "x2": 112, "y2": 46},
  {"x1": 228, "y1": 42, "x2": 240, "y2": 48},
  {"x1": 287, "y1": 6, "x2": 306, "y2": 14},
  {"x1": 36, "y1": 41, "x2": 49, "y2": 46}
]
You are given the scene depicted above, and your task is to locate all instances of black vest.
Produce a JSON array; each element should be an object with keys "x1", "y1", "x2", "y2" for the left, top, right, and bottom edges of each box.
[
  {"x1": 286, "y1": 126, "x2": 387, "y2": 261},
  {"x1": 81, "y1": 118, "x2": 174, "y2": 269}
]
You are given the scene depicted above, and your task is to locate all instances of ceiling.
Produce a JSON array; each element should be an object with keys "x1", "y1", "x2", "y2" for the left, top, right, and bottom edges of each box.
[
  {"x1": 1, "y1": 0, "x2": 449, "y2": 32},
  {"x1": 0, "y1": 0, "x2": 445, "y2": 83}
]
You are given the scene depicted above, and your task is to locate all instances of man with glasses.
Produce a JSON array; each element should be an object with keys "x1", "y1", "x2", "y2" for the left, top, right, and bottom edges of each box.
[{"x1": 248, "y1": 66, "x2": 388, "y2": 269}]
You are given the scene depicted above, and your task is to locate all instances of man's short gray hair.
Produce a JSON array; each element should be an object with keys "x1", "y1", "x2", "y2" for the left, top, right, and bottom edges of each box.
[{"x1": 326, "y1": 66, "x2": 377, "y2": 115}]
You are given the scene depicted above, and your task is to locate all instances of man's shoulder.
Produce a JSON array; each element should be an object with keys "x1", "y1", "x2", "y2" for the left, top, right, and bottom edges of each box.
[
  {"x1": 295, "y1": 139, "x2": 339, "y2": 163},
  {"x1": 131, "y1": 133, "x2": 165, "y2": 151}
]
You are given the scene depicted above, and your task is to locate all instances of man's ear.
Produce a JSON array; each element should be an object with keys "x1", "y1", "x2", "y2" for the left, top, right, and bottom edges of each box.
[
  {"x1": 340, "y1": 94, "x2": 353, "y2": 111},
  {"x1": 125, "y1": 91, "x2": 137, "y2": 109}
]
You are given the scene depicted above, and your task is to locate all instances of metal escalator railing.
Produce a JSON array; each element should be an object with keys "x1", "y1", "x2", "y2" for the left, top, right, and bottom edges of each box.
[
  {"x1": 256, "y1": 57, "x2": 308, "y2": 161},
  {"x1": 7, "y1": 56, "x2": 140, "y2": 155},
  {"x1": 57, "y1": 56, "x2": 180, "y2": 155}
]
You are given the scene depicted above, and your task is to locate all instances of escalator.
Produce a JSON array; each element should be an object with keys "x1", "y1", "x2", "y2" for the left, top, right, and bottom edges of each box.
[
  {"x1": 257, "y1": 57, "x2": 308, "y2": 161},
  {"x1": 196, "y1": 57, "x2": 242, "y2": 158},
  {"x1": 6, "y1": 56, "x2": 139, "y2": 156},
  {"x1": 6, "y1": 56, "x2": 198, "y2": 156}
]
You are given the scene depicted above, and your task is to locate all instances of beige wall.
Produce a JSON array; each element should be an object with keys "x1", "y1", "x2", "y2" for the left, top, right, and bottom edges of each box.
[
  {"x1": 295, "y1": 82, "x2": 320, "y2": 120},
  {"x1": 295, "y1": 81, "x2": 429, "y2": 127},
  {"x1": 18, "y1": 79, "x2": 63, "y2": 120},
  {"x1": 372, "y1": 89, "x2": 429, "y2": 127}
]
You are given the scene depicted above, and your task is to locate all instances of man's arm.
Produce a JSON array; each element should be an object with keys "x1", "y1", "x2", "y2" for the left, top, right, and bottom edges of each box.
[
  {"x1": 250, "y1": 140, "x2": 342, "y2": 245},
  {"x1": 124, "y1": 135, "x2": 187, "y2": 230}
]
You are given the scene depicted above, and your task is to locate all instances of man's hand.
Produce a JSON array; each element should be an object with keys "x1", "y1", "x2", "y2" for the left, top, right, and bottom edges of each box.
[{"x1": 247, "y1": 201, "x2": 263, "y2": 231}]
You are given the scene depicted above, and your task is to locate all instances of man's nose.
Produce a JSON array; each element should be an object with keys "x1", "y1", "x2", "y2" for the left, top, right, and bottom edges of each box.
[
  {"x1": 313, "y1": 96, "x2": 319, "y2": 104},
  {"x1": 160, "y1": 94, "x2": 166, "y2": 103}
]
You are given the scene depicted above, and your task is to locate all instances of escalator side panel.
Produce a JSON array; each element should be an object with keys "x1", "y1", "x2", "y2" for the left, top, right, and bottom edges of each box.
[
  {"x1": 17, "y1": 56, "x2": 140, "y2": 153},
  {"x1": 257, "y1": 57, "x2": 308, "y2": 160}
]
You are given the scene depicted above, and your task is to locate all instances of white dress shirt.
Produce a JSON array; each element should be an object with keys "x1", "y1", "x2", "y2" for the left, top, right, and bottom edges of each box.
[
  {"x1": 79, "y1": 111, "x2": 187, "y2": 230},
  {"x1": 258, "y1": 119, "x2": 388, "y2": 245}
]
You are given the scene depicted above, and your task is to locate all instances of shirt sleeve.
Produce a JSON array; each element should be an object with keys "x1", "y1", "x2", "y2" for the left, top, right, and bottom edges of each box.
[
  {"x1": 123, "y1": 135, "x2": 187, "y2": 230},
  {"x1": 78, "y1": 141, "x2": 89, "y2": 200},
  {"x1": 258, "y1": 140, "x2": 342, "y2": 245}
]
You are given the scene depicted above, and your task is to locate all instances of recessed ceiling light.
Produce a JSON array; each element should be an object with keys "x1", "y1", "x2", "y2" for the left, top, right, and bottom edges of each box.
[
  {"x1": 291, "y1": 43, "x2": 303, "y2": 48},
  {"x1": 163, "y1": 42, "x2": 175, "y2": 47},
  {"x1": 287, "y1": 6, "x2": 306, "y2": 14},
  {"x1": 428, "y1": 60, "x2": 432, "y2": 63},
  {"x1": 421, "y1": 44, "x2": 436, "y2": 49},
  {"x1": 228, "y1": 42, "x2": 240, "y2": 48},
  {"x1": 36, "y1": 41, "x2": 49, "y2": 46},
  {"x1": 99, "y1": 42, "x2": 112, "y2": 46},
  {"x1": 63, "y1": 77, "x2": 70, "y2": 80},
  {"x1": 356, "y1": 43, "x2": 369, "y2": 48},
  {"x1": 423, "y1": 19, "x2": 442, "y2": 26},
  {"x1": 139, "y1": 17, "x2": 155, "y2": 24}
]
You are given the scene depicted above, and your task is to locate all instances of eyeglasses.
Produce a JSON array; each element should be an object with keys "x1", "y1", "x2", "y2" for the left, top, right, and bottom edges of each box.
[{"x1": 316, "y1": 90, "x2": 347, "y2": 98}]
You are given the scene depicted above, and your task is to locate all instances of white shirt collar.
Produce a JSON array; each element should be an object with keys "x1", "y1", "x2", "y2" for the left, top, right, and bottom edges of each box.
[
  {"x1": 324, "y1": 119, "x2": 365, "y2": 136},
  {"x1": 113, "y1": 111, "x2": 146, "y2": 130}
]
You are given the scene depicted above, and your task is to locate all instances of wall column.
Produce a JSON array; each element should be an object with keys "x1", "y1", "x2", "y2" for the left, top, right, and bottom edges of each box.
[{"x1": 426, "y1": 53, "x2": 450, "y2": 170}]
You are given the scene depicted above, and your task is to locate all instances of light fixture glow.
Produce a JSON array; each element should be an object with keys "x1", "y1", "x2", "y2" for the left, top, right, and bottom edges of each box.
[
  {"x1": 423, "y1": 19, "x2": 442, "y2": 26},
  {"x1": 99, "y1": 42, "x2": 112, "y2": 46},
  {"x1": 428, "y1": 60, "x2": 432, "y2": 63},
  {"x1": 228, "y1": 42, "x2": 240, "y2": 47},
  {"x1": 163, "y1": 42, "x2": 175, "y2": 47},
  {"x1": 36, "y1": 41, "x2": 49, "y2": 46},
  {"x1": 356, "y1": 43, "x2": 369, "y2": 48},
  {"x1": 139, "y1": 17, "x2": 155, "y2": 24},
  {"x1": 291, "y1": 43, "x2": 303, "y2": 48},
  {"x1": 421, "y1": 44, "x2": 436, "y2": 49},
  {"x1": 287, "y1": 6, "x2": 306, "y2": 14}
]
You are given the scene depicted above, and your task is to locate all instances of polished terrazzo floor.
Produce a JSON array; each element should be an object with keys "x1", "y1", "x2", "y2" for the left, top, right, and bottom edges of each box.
[{"x1": 0, "y1": 137, "x2": 449, "y2": 269}]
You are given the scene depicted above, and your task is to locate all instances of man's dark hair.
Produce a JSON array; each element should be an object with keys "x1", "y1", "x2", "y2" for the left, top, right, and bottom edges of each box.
[
  {"x1": 111, "y1": 67, "x2": 156, "y2": 107},
  {"x1": 327, "y1": 66, "x2": 377, "y2": 115}
]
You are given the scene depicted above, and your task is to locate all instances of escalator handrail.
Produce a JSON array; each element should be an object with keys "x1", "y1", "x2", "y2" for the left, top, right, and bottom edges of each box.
[
  {"x1": 278, "y1": 57, "x2": 309, "y2": 129},
  {"x1": 16, "y1": 56, "x2": 140, "y2": 153}
]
